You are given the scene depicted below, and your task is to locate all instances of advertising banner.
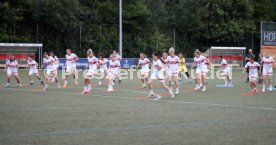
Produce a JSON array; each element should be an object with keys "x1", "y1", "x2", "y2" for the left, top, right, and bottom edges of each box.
[{"x1": 261, "y1": 22, "x2": 276, "y2": 68}]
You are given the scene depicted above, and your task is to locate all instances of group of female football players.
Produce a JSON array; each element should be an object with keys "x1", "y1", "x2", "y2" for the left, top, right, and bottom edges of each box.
[{"x1": 3, "y1": 47, "x2": 275, "y2": 98}]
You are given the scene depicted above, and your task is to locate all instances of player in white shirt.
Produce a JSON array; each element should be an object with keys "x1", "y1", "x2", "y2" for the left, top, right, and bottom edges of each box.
[
  {"x1": 136, "y1": 53, "x2": 150, "y2": 88},
  {"x1": 161, "y1": 52, "x2": 169, "y2": 76},
  {"x1": 219, "y1": 55, "x2": 232, "y2": 87},
  {"x1": 98, "y1": 53, "x2": 109, "y2": 86},
  {"x1": 43, "y1": 52, "x2": 60, "y2": 90},
  {"x1": 112, "y1": 50, "x2": 122, "y2": 83},
  {"x1": 202, "y1": 53, "x2": 211, "y2": 87},
  {"x1": 63, "y1": 49, "x2": 79, "y2": 88},
  {"x1": 50, "y1": 51, "x2": 59, "y2": 70},
  {"x1": 4, "y1": 54, "x2": 22, "y2": 87},
  {"x1": 261, "y1": 52, "x2": 275, "y2": 92},
  {"x1": 81, "y1": 49, "x2": 98, "y2": 94},
  {"x1": 27, "y1": 55, "x2": 44, "y2": 85},
  {"x1": 147, "y1": 52, "x2": 174, "y2": 100},
  {"x1": 192, "y1": 50, "x2": 207, "y2": 91},
  {"x1": 167, "y1": 47, "x2": 180, "y2": 94},
  {"x1": 106, "y1": 54, "x2": 121, "y2": 92},
  {"x1": 243, "y1": 57, "x2": 260, "y2": 95}
]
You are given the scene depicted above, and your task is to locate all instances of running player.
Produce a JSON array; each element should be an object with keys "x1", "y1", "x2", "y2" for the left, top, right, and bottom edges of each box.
[
  {"x1": 178, "y1": 52, "x2": 192, "y2": 84},
  {"x1": 43, "y1": 52, "x2": 60, "y2": 90},
  {"x1": 261, "y1": 52, "x2": 274, "y2": 92},
  {"x1": 192, "y1": 50, "x2": 207, "y2": 91},
  {"x1": 106, "y1": 54, "x2": 121, "y2": 92},
  {"x1": 219, "y1": 55, "x2": 232, "y2": 86},
  {"x1": 98, "y1": 53, "x2": 109, "y2": 86},
  {"x1": 202, "y1": 53, "x2": 211, "y2": 87},
  {"x1": 4, "y1": 54, "x2": 22, "y2": 87},
  {"x1": 82, "y1": 49, "x2": 98, "y2": 94},
  {"x1": 27, "y1": 55, "x2": 44, "y2": 85},
  {"x1": 147, "y1": 52, "x2": 174, "y2": 100},
  {"x1": 257, "y1": 53, "x2": 263, "y2": 84},
  {"x1": 243, "y1": 57, "x2": 260, "y2": 95},
  {"x1": 136, "y1": 53, "x2": 150, "y2": 88},
  {"x1": 167, "y1": 47, "x2": 180, "y2": 94},
  {"x1": 50, "y1": 51, "x2": 59, "y2": 70},
  {"x1": 112, "y1": 50, "x2": 122, "y2": 83},
  {"x1": 161, "y1": 51, "x2": 169, "y2": 76},
  {"x1": 63, "y1": 49, "x2": 79, "y2": 88}
]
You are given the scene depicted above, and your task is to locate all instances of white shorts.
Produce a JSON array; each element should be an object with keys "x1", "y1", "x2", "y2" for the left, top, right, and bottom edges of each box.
[
  {"x1": 168, "y1": 69, "x2": 178, "y2": 76},
  {"x1": 222, "y1": 67, "x2": 231, "y2": 76},
  {"x1": 66, "y1": 65, "x2": 76, "y2": 73},
  {"x1": 86, "y1": 69, "x2": 97, "y2": 77},
  {"x1": 249, "y1": 74, "x2": 258, "y2": 81},
  {"x1": 140, "y1": 69, "x2": 149, "y2": 76},
  {"x1": 55, "y1": 64, "x2": 59, "y2": 70},
  {"x1": 46, "y1": 68, "x2": 57, "y2": 76},
  {"x1": 106, "y1": 70, "x2": 119, "y2": 79},
  {"x1": 99, "y1": 68, "x2": 107, "y2": 74},
  {"x1": 29, "y1": 69, "x2": 39, "y2": 76},
  {"x1": 196, "y1": 68, "x2": 206, "y2": 76},
  {"x1": 263, "y1": 67, "x2": 273, "y2": 76},
  {"x1": 150, "y1": 71, "x2": 165, "y2": 82},
  {"x1": 7, "y1": 68, "x2": 18, "y2": 76}
]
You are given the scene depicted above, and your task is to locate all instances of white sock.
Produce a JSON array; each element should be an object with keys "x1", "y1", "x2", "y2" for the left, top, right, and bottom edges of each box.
[
  {"x1": 263, "y1": 84, "x2": 265, "y2": 89},
  {"x1": 64, "y1": 81, "x2": 67, "y2": 85},
  {"x1": 45, "y1": 84, "x2": 48, "y2": 87},
  {"x1": 150, "y1": 90, "x2": 153, "y2": 94}
]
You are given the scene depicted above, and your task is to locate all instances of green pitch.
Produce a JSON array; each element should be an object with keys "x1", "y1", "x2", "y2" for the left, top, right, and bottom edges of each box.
[{"x1": 0, "y1": 69, "x2": 276, "y2": 145}]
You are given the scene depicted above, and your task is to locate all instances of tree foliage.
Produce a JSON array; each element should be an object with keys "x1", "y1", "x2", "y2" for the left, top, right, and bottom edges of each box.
[{"x1": 0, "y1": 0, "x2": 276, "y2": 57}]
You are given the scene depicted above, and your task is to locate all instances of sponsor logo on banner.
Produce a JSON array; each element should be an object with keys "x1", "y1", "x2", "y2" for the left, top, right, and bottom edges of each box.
[{"x1": 262, "y1": 31, "x2": 276, "y2": 46}]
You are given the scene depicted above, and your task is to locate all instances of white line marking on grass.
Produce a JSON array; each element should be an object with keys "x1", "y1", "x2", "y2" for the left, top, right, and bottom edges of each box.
[
  {"x1": 3, "y1": 87, "x2": 276, "y2": 111},
  {"x1": 0, "y1": 120, "x2": 245, "y2": 139}
]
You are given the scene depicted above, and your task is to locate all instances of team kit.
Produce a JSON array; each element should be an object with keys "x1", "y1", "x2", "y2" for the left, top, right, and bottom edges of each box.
[{"x1": 3, "y1": 47, "x2": 275, "y2": 99}]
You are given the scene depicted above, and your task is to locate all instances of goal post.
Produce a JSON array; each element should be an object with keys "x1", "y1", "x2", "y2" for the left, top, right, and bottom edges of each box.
[{"x1": 0, "y1": 43, "x2": 43, "y2": 68}]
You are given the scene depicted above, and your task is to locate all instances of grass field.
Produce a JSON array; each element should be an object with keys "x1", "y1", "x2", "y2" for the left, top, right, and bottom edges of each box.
[{"x1": 0, "y1": 69, "x2": 276, "y2": 145}]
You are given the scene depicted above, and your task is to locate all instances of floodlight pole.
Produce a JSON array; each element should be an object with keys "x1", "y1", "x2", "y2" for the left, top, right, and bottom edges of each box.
[{"x1": 119, "y1": 0, "x2": 123, "y2": 57}]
